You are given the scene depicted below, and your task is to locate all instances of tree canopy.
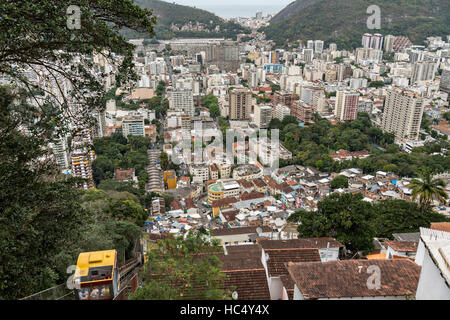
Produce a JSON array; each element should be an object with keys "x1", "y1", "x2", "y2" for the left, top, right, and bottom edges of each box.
[
  {"x1": 290, "y1": 192, "x2": 450, "y2": 255},
  {"x1": 0, "y1": 0, "x2": 156, "y2": 133},
  {"x1": 0, "y1": 1, "x2": 156, "y2": 299},
  {"x1": 130, "y1": 232, "x2": 231, "y2": 300}
]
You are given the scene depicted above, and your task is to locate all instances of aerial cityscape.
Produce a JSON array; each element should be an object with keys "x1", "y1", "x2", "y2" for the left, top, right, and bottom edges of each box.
[{"x1": 1, "y1": 0, "x2": 450, "y2": 306}]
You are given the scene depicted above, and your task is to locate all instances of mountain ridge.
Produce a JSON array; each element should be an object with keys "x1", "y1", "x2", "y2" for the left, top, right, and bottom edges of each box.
[
  {"x1": 263, "y1": 0, "x2": 450, "y2": 50},
  {"x1": 122, "y1": 0, "x2": 248, "y2": 40},
  {"x1": 270, "y1": 0, "x2": 321, "y2": 24}
]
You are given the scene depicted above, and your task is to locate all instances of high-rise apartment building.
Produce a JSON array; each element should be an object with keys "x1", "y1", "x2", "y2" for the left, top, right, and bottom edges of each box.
[
  {"x1": 273, "y1": 104, "x2": 291, "y2": 121},
  {"x1": 362, "y1": 33, "x2": 383, "y2": 50},
  {"x1": 411, "y1": 61, "x2": 437, "y2": 84},
  {"x1": 205, "y1": 41, "x2": 240, "y2": 71},
  {"x1": 181, "y1": 115, "x2": 191, "y2": 132},
  {"x1": 314, "y1": 40, "x2": 324, "y2": 53},
  {"x1": 170, "y1": 88, "x2": 195, "y2": 117},
  {"x1": 273, "y1": 91, "x2": 293, "y2": 107},
  {"x1": 335, "y1": 91, "x2": 359, "y2": 121},
  {"x1": 329, "y1": 43, "x2": 337, "y2": 52},
  {"x1": 303, "y1": 49, "x2": 314, "y2": 64},
  {"x1": 336, "y1": 64, "x2": 352, "y2": 81},
  {"x1": 50, "y1": 137, "x2": 70, "y2": 169},
  {"x1": 71, "y1": 149, "x2": 94, "y2": 189},
  {"x1": 384, "y1": 35, "x2": 396, "y2": 53},
  {"x1": 291, "y1": 101, "x2": 313, "y2": 124},
  {"x1": 254, "y1": 105, "x2": 272, "y2": 129},
  {"x1": 381, "y1": 89, "x2": 424, "y2": 142},
  {"x1": 269, "y1": 50, "x2": 281, "y2": 64},
  {"x1": 229, "y1": 88, "x2": 252, "y2": 120},
  {"x1": 122, "y1": 113, "x2": 145, "y2": 137},
  {"x1": 371, "y1": 33, "x2": 384, "y2": 50},
  {"x1": 439, "y1": 69, "x2": 450, "y2": 93},
  {"x1": 149, "y1": 58, "x2": 166, "y2": 75},
  {"x1": 92, "y1": 111, "x2": 106, "y2": 138},
  {"x1": 70, "y1": 134, "x2": 95, "y2": 189}
]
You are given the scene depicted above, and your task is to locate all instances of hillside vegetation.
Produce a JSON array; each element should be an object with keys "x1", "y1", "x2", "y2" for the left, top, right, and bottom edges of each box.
[
  {"x1": 262, "y1": 0, "x2": 450, "y2": 49},
  {"x1": 122, "y1": 0, "x2": 248, "y2": 40}
]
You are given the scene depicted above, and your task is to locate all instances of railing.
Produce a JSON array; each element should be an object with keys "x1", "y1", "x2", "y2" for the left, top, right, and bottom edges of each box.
[
  {"x1": 114, "y1": 270, "x2": 139, "y2": 300},
  {"x1": 20, "y1": 283, "x2": 74, "y2": 301}
]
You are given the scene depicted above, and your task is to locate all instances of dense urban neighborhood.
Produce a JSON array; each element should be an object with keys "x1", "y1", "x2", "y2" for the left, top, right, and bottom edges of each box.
[{"x1": 1, "y1": 0, "x2": 450, "y2": 302}]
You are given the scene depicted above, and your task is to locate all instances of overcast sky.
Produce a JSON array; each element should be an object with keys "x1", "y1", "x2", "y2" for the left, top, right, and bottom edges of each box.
[{"x1": 162, "y1": 0, "x2": 295, "y2": 18}]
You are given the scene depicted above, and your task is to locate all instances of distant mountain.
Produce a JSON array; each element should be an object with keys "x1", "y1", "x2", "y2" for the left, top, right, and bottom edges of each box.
[
  {"x1": 122, "y1": 0, "x2": 248, "y2": 40},
  {"x1": 270, "y1": 0, "x2": 321, "y2": 24},
  {"x1": 263, "y1": 0, "x2": 450, "y2": 50}
]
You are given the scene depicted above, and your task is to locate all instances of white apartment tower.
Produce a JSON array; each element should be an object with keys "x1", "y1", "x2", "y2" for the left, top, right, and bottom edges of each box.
[
  {"x1": 254, "y1": 105, "x2": 273, "y2": 129},
  {"x1": 170, "y1": 88, "x2": 195, "y2": 117},
  {"x1": 411, "y1": 61, "x2": 437, "y2": 84},
  {"x1": 274, "y1": 104, "x2": 291, "y2": 121},
  {"x1": 314, "y1": 40, "x2": 324, "y2": 53},
  {"x1": 122, "y1": 113, "x2": 145, "y2": 137},
  {"x1": 439, "y1": 69, "x2": 450, "y2": 93},
  {"x1": 384, "y1": 35, "x2": 396, "y2": 53},
  {"x1": 303, "y1": 49, "x2": 314, "y2": 64},
  {"x1": 381, "y1": 89, "x2": 424, "y2": 142}
]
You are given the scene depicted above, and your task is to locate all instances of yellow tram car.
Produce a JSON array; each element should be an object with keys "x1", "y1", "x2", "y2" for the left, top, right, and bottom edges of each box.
[{"x1": 73, "y1": 250, "x2": 119, "y2": 300}]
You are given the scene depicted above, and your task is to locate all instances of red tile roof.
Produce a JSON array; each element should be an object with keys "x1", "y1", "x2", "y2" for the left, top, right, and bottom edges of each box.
[
  {"x1": 221, "y1": 209, "x2": 240, "y2": 222},
  {"x1": 218, "y1": 252, "x2": 271, "y2": 300},
  {"x1": 237, "y1": 179, "x2": 254, "y2": 189},
  {"x1": 240, "y1": 191, "x2": 265, "y2": 201},
  {"x1": 223, "y1": 269, "x2": 271, "y2": 300},
  {"x1": 211, "y1": 197, "x2": 237, "y2": 208},
  {"x1": 212, "y1": 226, "x2": 272, "y2": 237},
  {"x1": 114, "y1": 168, "x2": 135, "y2": 181},
  {"x1": 384, "y1": 240, "x2": 418, "y2": 252},
  {"x1": 252, "y1": 178, "x2": 267, "y2": 188},
  {"x1": 266, "y1": 248, "x2": 321, "y2": 277},
  {"x1": 259, "y1": 238, "x2": 343, "y2": 250},
  {"x1": 430, "y1": 222, "x2": 450, "y2": 233},
  {"x1": 170, "y1": 200, "x2": 182, "y2": 210},
  {"x1": 287, "y1": 259, "x2": 421, "y2": 299}
]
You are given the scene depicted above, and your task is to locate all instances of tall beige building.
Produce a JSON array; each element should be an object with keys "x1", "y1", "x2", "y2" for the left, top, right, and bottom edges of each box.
[
  {"x1": 381, "y1": 89, "x2": 424, "y2": 142},
  {"x1": 229, "y1": 88, "x2": 252, "y2": 120}
]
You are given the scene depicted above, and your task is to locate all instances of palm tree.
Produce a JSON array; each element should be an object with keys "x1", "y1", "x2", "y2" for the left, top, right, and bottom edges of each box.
[{"x1": 410, "y1": 170, "x2": 448, "y2": 212}]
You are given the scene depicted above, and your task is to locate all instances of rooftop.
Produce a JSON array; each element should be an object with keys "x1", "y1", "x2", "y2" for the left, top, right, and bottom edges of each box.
[
  {"x1": 212, "y1": 226, "x2": 272, "y2": 237},
  {"x1": 287, "y1": 259, "x2": 421, "y2": 299},
  {"x1": 430, "y1": 222, "x2": 450, "y2": 233},
  {"x1": 259, "y1": 238, "x2": 343, "y2": 250},
  {"x1": 384, "y1": 240, "x2": 419, "y2": 252}
]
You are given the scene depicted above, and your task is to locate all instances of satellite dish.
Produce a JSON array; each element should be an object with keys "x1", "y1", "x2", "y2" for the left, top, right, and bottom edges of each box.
[
  {"x1": 256, "y1": 227, "x2": 262, "y2": 235},
  {"x1": 232, "y1": 291, "x2": 238, "y2": 300}
]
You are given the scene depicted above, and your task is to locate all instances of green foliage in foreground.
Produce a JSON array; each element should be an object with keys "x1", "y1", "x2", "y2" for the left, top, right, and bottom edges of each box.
[
  {"x1": 130, "y1": 232, "x2": 232, "y2": 300},
  {"x1": 0, "y1": 88, "x2": 143, "y2": 299}
]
